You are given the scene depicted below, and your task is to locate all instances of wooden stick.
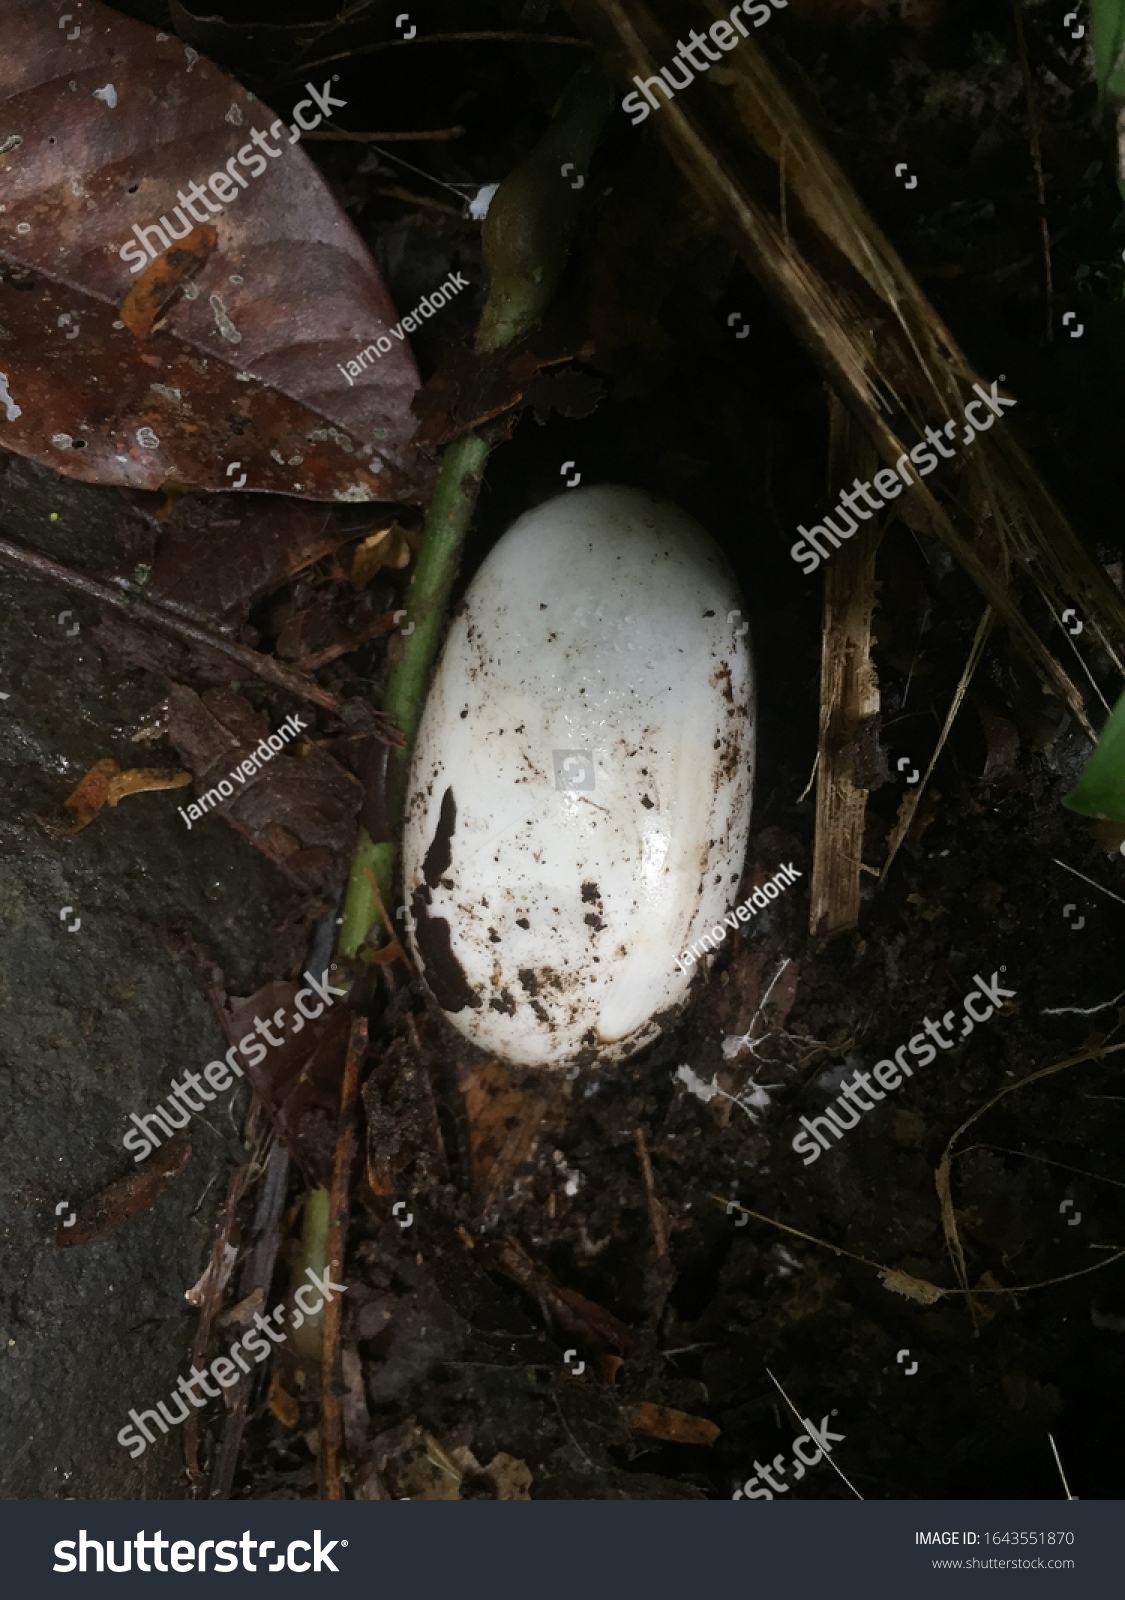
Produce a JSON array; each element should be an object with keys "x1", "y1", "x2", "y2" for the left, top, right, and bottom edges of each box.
[
  {"x1": 302, "y1": 127, "x2": 464, "y2": 143},
  {"x1": 297, "y1": 33, "x2": 593, "y2": 75},
  {"x1": 634, "y1": 1126, "x2": 667, "y2": 1259},
  {"x1": 321, "y1": 1016, "x2": 367, "y2": 1500},
  {"x1": 0, "y1": 530, "x2": 359, "y2": 720},
  {"x1": 809, "y1": 401, "x2": 882, "y2": 939}
]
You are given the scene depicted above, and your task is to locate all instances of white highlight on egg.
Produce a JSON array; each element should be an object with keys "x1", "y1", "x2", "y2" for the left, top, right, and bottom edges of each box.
[{"x1": 402, "y1": 485, "x2": 755, "y2": 1069}]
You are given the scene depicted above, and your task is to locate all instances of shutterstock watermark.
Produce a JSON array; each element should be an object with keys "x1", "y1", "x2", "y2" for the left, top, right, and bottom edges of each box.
[
  {"x1": 116, "y1": 1263, "x2": 345, "y2": 1460},
  {"x1": 622, "y1": 3, "x2": 787, "y2": 125},
  {"x1": 118, "y1": 81, "x2": 348, "y2": 275},
  {"x1": 790, "y1": 378, "x2": 1019, "y2": 576},
  {"x1": 55, "y1": 1525, "x2": 343, "y2": 1573},
  {"x1": 733, "y1": 1413, "x2": 846, "y2": 1499},
  {"x1": 122, "y1": 968, "x2": 347, "y2": 1161},
  {"x1": 792, "y1": 970, "x2": 1017, "y2": 1165}
]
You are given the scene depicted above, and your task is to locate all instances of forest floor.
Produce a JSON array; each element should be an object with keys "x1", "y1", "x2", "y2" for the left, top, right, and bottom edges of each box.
[{"x1": 2, "y1": 0, "x2": 1123, "y2": 1501}]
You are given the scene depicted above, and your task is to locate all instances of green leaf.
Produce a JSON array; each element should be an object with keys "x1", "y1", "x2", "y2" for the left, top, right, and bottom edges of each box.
[
  {"x1": 1063, "y1": 688, "x2": 1125, "y2": 820},
  {"x1": 1091, "y1": 0, "x2": 1125, "y2": 99}
]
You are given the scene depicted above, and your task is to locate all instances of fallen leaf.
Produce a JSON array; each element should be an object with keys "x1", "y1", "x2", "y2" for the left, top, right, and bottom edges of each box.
[
  {"x1": 164, "y1": 685, "x2": 364, "y2": 887},
  {"x1": 217, "y1": 1288, "x2": 267, "y2": 1330},
  {"x1": 626, "y1": 1402, "x2": 720, "y2": 1445},
  {"x1": 269, "y1": 1371, "x2": 300, "y2": 1428},
  {"x1": 414, "y1": 322, "x2": 601, "y2": 451},
  {"x1": 226, "y1": 974, "x2": 354, "y2": 1187},
  {"x1": 143, "y1": 495, "x2": 392, "y2": 628},
  {"x1": 879, "y1": 1267, "x2": 947, "y2": 1306},
  {"x1": 0, "y1": 0, "x2": 427, "y2": 501},
  {"x1": 461, "y1": 1059, "x2": 545, "y2": 1194},
  {"x1": 50, "y1": 756, "x2": 191, "y2": 833},
  {"x1": 975, "y1": 699, "x2": 1021, "y2": 785},
  {"x1": 55, "y1": 1133, "x2": 192, "y2": 1247},
  {"x1": 481, "y1": 1452, "x2": 533, "y2": 1500},
  {"x1": 347, "y1": 523, "x2": 417, "y2": 590}
]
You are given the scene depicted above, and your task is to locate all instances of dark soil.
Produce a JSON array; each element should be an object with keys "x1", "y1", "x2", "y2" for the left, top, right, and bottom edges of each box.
[{"x1": 4, "y1": 0, "x2": 1125, "y2": 1502}]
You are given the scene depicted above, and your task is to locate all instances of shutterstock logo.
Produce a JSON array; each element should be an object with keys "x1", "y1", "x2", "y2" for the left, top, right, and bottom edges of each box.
[{"x1": 53, "y1": 1529, "x2": 345, "y2": 1573}]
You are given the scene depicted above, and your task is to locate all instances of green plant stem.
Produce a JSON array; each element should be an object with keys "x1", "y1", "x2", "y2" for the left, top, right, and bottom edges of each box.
[
  {"x1": 334, "y1": 66, "x2": 612, "y2": 961},
  {"x1": 336, "y1": 430, "x2": 491, "y2": 958}
]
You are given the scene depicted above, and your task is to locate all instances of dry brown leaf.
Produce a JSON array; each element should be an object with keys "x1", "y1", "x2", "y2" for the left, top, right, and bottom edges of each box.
[
  {"x1": 878, "y1": 1268, "x2": 947, "y2": 1306},
  {"x1": 269, "y1": 1372, "x2": 300, "y2": 1428},
  {"x1": 627, "y1": 1402, "x2": 720, "y2": 1445},
  {"x1": 481, "y1": 1452, "x2": 533, "y2": 1500},
  {"x1": 54, "y1": 756, "x2": 191, "y2": 834},
  {"x1": 461, "y1": 1059, "x2": 550, "y2": 1195},
  {"x1": 348, "y1": 522, "x2": 417, "y2": 589},
  {"x1": 55, "y1": 1133, "x2": 192, "y2": 1247}
]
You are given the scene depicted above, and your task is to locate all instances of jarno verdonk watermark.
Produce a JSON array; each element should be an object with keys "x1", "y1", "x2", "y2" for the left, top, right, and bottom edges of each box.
[
  {"x1": 675, "y1": 863, "x2": 801, "y2": 974},
  {"x1": 792, "y1": 970, "x2": 1017, "y2": 1165}
]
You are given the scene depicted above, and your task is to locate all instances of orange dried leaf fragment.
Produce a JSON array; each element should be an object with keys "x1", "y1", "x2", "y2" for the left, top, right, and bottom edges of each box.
[
  {"x1": 57, "y1": 757, "x2": 191, "y2": 833},
  {"x1": 626, "y1": 1401, "x2": 720, "y2": 1445},
  {"x1": 119, "y1": 225, "x2": 218, "y2": 340}
]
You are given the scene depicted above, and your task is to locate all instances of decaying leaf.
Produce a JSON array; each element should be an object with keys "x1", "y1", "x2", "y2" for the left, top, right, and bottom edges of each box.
[
  {"x1": 461, "y1": 1058, "x2": 550, "y2": 1195},
  {"x1": 0, "y1": 0, "x2": 427, "y2": 500},
  {"x1": 55, "y1": 1133, "x2": 192, "y2": 1247},
  {"x1": 269, "y1": 1372, "x2": 301, "y2": 1428},
  {"x1": 42, "y1": 757, "x2": 193, "y2": 835},
  {"x1": 144, "y1": 496, "x2": 392, "y2": 628},
  {"x1": 226, "y1": 978, "x2": 353, "y2": 1188},
  {"x1": 878, "y1": 1267, "x2": 948, "y2": 1306},
  {"x1": 626, "y1": 1402, "x2": 720, "y2": 1445},
  {"x1": 347, "y1": 523, "x2": 418, "y2": 590},
  {"x1": 164, "y1": 685, "x2": 364, "y2": 887}
]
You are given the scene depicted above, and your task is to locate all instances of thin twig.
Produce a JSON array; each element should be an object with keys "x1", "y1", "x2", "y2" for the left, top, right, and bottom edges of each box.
[
  {"x1": 956, "y1": 1141, "x2": 1125, "y2": 1194},
  {"x1": 370, "y1": 184, "x2": 466, "y2": 217},
  {"x1": 322, "y1": 1016, "x2": 367, "y2": 1500},
  {"x1": 1036, "y1": 587, "x2": 1112, "y2": 715},
  {"x1": 713, "y1": 1194, "x2": 1125, "y2": 1297},
  {"x1": 634, "y1": 1127, "x2": 668, "y2": 1259},
  {"x1": 765, "y1": 1368, "x2": 863, "y2": 1501},
  {"x1": 881, "y1": 607, "x2": 993, "y2": 882},
  {"x1": 1052, "y1": 858, "x2": 1125, "y2": 911},
  {"x1": 0, "y1": 532, "x2": 362, "y2": 721},
  {"x1": 1011, "y1": 0, "x2": 1053, "y2": 340},
  {"x1": 296, "y1": 31, "x2": 593, "y2": 75},
  {"x1": 935, "y1": 1039, "x2": 1125, "y2": 1320},
  {"x1": 301, "y1": 127, "x2": 465, "y2": 143},
  {"x1": 1047, "y1": 1432, "x2": 1076, "y2": 1500}
]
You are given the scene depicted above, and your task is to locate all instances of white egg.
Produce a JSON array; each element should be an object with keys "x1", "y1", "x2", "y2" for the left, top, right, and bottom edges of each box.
[{"x1": 401, "y1": 484, "x2": 755, "y2": 1069}]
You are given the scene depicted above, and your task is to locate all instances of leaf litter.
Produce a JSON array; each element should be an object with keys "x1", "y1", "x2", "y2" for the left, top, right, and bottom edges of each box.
[{"x1": 0, "y1": 0, "x2": 429, "y2": 500}]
